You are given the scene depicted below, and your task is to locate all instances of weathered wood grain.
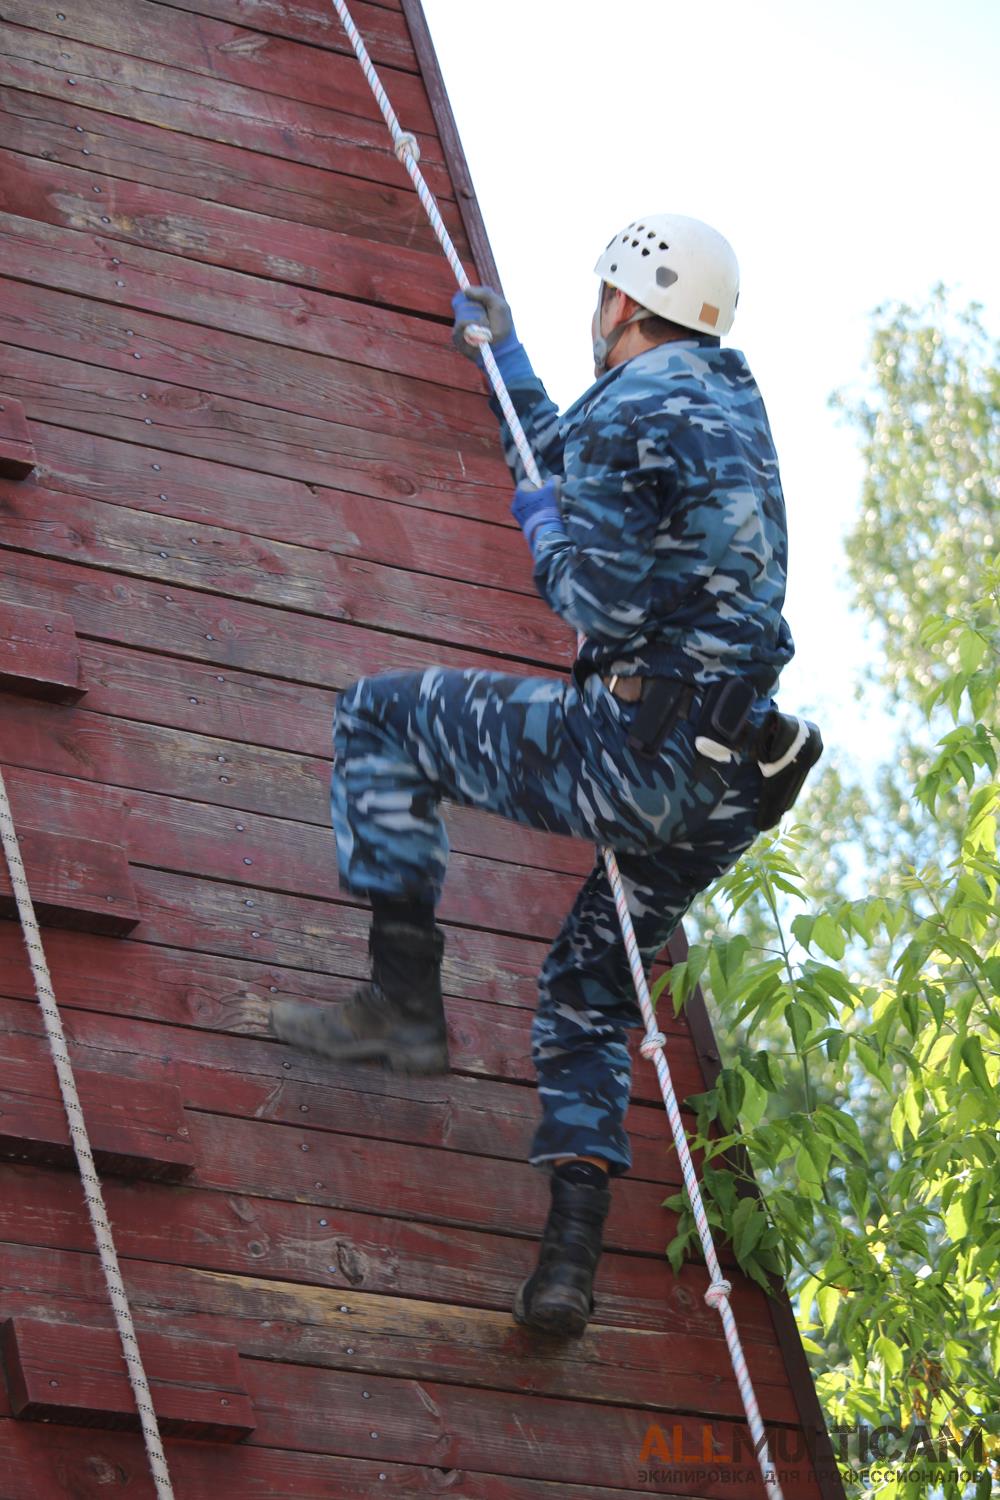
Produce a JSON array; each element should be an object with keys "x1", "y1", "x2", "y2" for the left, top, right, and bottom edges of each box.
[
  {"x1": 10, "y1": 419, "x2": 526, "y2": 592},
  {"x1": 1, "y1": 1316, "x2": 254, "y2": 1439},
  {"x1": 2, "y1": 0, "x2": 436, "y2": 133},
  {"x1": 0, "y1": 1243, "x2": 799, "y2": 1422},
  {"x1": 11, "y1": 420, "x2": 527, "y2": 594},
  {"x1": 0, "y1": 24, "x2": 456, "y2": 197},
  {"x1": 0, "y1": 556, "x2": 550, "y2": 700},
  {"x1": 0, "y1": 1053, "x2": 195, "y2": 1181},
  {"x1": 240, "y1": 1360, "x2": 820, "y2": 1498},
  {"x1": 0, "y1": 483, "x2": 561, "y2": 664},
  {"x1": 0, "y1": 275, "x2": 493, "y2": 448},
  {"x1": 156, "y1": 0, "x2": 417, "y2": 71},
  {"x1": 9, "y1": 648, "x2": 591, "y2": 880},
  {"x1": 0, "y1": 87, "x2": 467, "y2": 256},
  {"x1": 0, "y1": 347, "x2": 517, "y2": 523},
  {"x1": 0, "y1": 708, "x2": 591, "y2": 894},
  {"x1": 0, "y1": 599, "x2": 83, "y2": 702},
  {"x1": 0, "y1": 907, "x2": 680, "y2": 1110},
  {"x1": 0, "y1": 824, "x2": 139, "y2": 936},
  {"x1": 0, "y1": 213, "x2": 480, "y2": 393},
  {"x1": 0, "y1": 149, "x2": 457, "y2": 316},
  {"x1": 0, "y1": 1415, "x2": 723, "y2": 1500},
  {"x1": 0, "y1": 1164, "x2": 761, "y2": 1339},
  {"x1": 0, "y1": 993, "x2": 692, "y2": 1183}
]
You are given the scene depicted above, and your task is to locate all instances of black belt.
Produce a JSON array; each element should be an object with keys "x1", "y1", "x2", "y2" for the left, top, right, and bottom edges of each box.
[{"x1": 598, "y1": 670, "x2": 824, "y2": 832}]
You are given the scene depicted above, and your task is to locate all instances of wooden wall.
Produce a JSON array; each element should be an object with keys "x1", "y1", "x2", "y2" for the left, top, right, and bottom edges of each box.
[{"x1": 0, "y1": 1, "x2": 842, "y2": 1494}]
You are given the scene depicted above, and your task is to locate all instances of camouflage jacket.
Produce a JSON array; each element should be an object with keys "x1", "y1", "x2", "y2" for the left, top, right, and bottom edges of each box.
[{"x1": 494, "y1": 336, "x2": 795, "y2": 695}]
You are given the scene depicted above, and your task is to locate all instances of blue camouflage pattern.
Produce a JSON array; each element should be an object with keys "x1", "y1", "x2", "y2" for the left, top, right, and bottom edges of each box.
[
  {"x1": 332, "y1": 668, "x2": 764, "y2": 1174},
  {"x1": 330, "y1": 330, "x2": 794, "y2": 1175},
  {"x1": 493, "y1": 335, "x2": 795, "y2": 692}
]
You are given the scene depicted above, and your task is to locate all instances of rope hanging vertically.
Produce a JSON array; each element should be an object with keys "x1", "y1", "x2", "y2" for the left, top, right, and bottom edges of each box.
[
  {"x1": 328, "y1": 2, "x2": 785, "y2": 1493},
  {"x1": 0, "y1": 766, "x2": 176, "y2": 1500}
]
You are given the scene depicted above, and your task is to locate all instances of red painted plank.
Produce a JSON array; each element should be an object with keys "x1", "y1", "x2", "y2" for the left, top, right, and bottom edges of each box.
[
  {"x1": 0, "y1": 86, "x2": 468, "y2": 257},
  {"x1": 158, "y1": 0, "x2": 419, "y2": 71},
  {"x1": 0, "y1": 393, "x2": 35, "y2": 478},
  {"x1": 0, "y1": 1055, "x2": 195, "y2": 1181},
  {"x1": 0, "y1": 24, "x2": 455, "y2": 196},
  {"x1": 0, "y1": 600, "x2": 83, "y2": 702},
  {"x1": 0, "y1": 149, "x2": 457, "y2": 316},
  {"x1": 1, "y1": 1317, "x2": 254, "y2": 1440},
  {"x1": 27, "y1": 643, "x2": 591, "y2": 882},
  {"x1": 1, "y1": 755, "x2": 579, "y2": 940},
  {"x1": 0, "y1": 1241, "x2": 799, "y2": 1421},
  {"x1": 0, "y1": 712, "x2": 590, "y2": 911},
  {"x1": 0, "y1": 348, "x2": 516, "y2": 524},
  {"x1": 0, "y1": 557, "x2": 553, "y2": 707},
  {"x1": 0, "y1": 921, "x2": 678, "y2": 1115},
  {"x1": 0, "y1": 278, "x2": 494, "y2": 451},
  {"x1": 0, "y1": 1163, "x2": 763, "y2": 1340},
  {"x1": 12, "y1": 421, "x2": 525, "y2": 589},
  {"x1": 0, "y1": 824, "x2": 138, "y2": 936},
  {"x1": 126, "y1": 867, "x2": 682, "y2": 1103},
  {"x1": 0, "y1": 484, "x2": 562, "y2": 666},
  {"x1": 0, "y1": 212, "x2": 481, "y2": 394},
  {"x1": 0, "y1": 1418, "x2": 716, "y2": 1500},
  {"x1": 241, "y1": 1359, "x2": 820, "y2": 1499},
  {"x1": 0, "y1": 993, "x2": 689, "y2": 1185},
  {"x1": 3, "y1": 0, "x2": 436, "y2": 134}
]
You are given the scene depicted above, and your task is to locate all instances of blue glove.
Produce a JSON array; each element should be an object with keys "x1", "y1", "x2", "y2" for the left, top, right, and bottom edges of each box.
[
  {"x1": 511, "y1": 477, "x2": 567, "y2": 560},
  {"x1": 451, "y1": 287, "x2": 517, "y2": 361}
]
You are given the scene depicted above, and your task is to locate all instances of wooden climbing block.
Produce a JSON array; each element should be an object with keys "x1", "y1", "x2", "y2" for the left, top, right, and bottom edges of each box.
[
  {"x1": 0, "y1": 825, "x2": 139, "y2": 937},
  {"x1": 0, "y1": 1056, "x2": 196, "y2": 1182},
  {"x1": 0, "y1": 396, "x2": 35, "y2": 479},
  {"x1": 1, "y1": 1317, "x2": 255, "y2": 1441},
  {"x1": 0, "y1": 602, "x2": 84, "y2": 703}
]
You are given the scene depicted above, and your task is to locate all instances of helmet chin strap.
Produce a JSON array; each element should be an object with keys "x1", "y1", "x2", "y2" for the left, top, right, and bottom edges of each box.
[{"x1": 592, "y1": 284, "x2": 654, "y2": 377}]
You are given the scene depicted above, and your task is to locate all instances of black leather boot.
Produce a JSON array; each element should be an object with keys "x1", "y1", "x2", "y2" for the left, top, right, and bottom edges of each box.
[
  {"x1": 270, "y1": 918, "x2": 449, "y2": 1075},
  {"x1": 513, "y1": 1171, "x2": 611, "y2": 1337}
]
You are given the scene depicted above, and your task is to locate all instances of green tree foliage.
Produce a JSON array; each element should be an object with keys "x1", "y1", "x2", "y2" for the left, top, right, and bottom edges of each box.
[{"x1": 661, "y1": 296, "x2": 1000, "y2": 1499}]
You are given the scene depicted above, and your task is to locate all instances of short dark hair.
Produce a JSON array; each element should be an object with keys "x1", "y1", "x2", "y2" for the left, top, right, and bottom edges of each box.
[{"x1": 600, "y1": 281, "x2": 691, "y2": 343}]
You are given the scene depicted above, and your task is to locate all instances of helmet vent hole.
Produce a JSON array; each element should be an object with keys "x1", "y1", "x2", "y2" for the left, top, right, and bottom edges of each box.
[
  {"x1": 630, "y1": 239, "x2": 639, "y2": 247},
  {"x1": 659, "y1": 242, "x2": 669, "y2": 250},
  {"x1": 609, "y1": 263, "x2": 617, "y2": 272},
  {"x1": 641, "y1": 247, "x2": 650, "y2": 256},
  {"x1": 637, "y1": 224, "x2": 645, "y2": 231},
  {"x1": 655, "y1": 266, "x2": 679, "y2": 289},
  {"x1": 647, "y1": 231, "x2": 655, "y2": 239}
]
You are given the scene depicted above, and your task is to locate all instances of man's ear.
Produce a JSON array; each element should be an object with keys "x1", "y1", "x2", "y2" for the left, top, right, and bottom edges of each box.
[{"x1": 607, "y1": 287, "x2": 639, "y2": 326}]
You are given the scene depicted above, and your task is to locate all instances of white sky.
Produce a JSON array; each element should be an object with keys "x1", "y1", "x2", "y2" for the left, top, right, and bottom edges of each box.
[{"x1": 422, "y1": 0, "x2": 999, "y2": 769}]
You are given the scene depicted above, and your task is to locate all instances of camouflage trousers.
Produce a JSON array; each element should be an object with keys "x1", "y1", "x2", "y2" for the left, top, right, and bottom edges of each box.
[{"x1": 332, "y1": 667, "x2": 764, "y2": 1176}]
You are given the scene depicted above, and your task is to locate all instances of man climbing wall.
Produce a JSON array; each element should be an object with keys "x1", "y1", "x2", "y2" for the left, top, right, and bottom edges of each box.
[{"x1": 271, "y1": 213, "x2": 820, "y2": 1338}]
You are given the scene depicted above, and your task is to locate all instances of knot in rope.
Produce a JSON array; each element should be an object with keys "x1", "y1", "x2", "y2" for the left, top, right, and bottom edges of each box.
[
  {"x1": 394, "y1": 130, "x2": 420, "y2": 164},
  {"x1": 704, "y1": 1277, "x2": 733, "y2": 1310},
  {"x1": 639, "y1": 1029, "x2": 666, "y2": 1060}
]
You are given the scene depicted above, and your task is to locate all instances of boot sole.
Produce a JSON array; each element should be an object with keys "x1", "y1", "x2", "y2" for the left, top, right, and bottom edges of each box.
[{"x1": 513, "y1": 1280, "x2": 589, "y2": 1339}]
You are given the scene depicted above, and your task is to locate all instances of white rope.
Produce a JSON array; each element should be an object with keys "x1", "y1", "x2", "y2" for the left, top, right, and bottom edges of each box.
[
  {"x1": 329, "y1": 4, "x2": 785, "y2": 1493},
  {"x1": 0, "y1": 765, "x2": 175, "y2": 1499}
]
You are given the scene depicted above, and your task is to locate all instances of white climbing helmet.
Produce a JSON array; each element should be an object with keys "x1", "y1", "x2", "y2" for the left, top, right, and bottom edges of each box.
[{"x1": 594, "y1": 213, "x2": 740, "y2": 337}]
